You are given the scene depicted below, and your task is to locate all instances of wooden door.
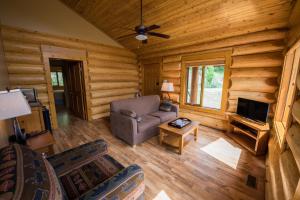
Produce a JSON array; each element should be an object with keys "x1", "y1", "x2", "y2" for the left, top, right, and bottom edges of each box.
[
  {"x1": 143, "y1": 63, "x2": 161, "y2": 95},
  {"x1": 66, "y1": 62, "x2": 87, "y2": 119}
]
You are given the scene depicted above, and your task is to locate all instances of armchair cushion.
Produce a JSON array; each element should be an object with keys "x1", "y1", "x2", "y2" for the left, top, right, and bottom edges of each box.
[
  {"x1": 47, "y1": 139, "x2": 108, "y2": 177},
  {"x1": 137, "y1": 115, "x2": 160, "y2": 133},
  {"x1": 150, "y1": 111, "x2": 177, "y2": 123},
  {"x1": 0, "y1": 144, "x2": 63, "y2": 200},
  {"x1": 79, "y1": 164, "x2": 144, "y2": 200},
  {"x1": 60, "y1": 154, "x2": 124, "y2": 200}
]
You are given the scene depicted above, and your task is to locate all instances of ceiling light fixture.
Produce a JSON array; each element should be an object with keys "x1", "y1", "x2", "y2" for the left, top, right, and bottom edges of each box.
[{"x1": 135, "y1": 34, "x2": 148, "y2": 41}]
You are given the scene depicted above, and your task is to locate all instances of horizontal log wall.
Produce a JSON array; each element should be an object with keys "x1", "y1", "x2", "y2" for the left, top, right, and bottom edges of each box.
[
  {"x1": 157, "y1": 29, "x2": 286, "y2": 130},
  {"x1": 1, "y1": 25, "x2": 139, "y2": 121}
]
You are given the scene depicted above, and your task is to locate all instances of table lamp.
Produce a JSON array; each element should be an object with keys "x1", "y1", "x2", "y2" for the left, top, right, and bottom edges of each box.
[
  {"x1": 0, "y1": 89, "x2": 31, "y2": 144},
  {"x1": 161, "y1": 80, "x2": 174, "y2": 101}
]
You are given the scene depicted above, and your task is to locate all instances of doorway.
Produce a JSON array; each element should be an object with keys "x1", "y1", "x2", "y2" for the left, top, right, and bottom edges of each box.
[
  {"x1": 50, "y1": 59, "x2": 87, "y2": 127},
  {"x1": 42, "y1": 45, "x2": 91, "y2": 129}
]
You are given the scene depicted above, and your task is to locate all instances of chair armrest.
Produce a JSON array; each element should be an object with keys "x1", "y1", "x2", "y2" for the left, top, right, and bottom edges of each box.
[
  {"x1": 171, "y1": 104, "x2": 179, "y2": 117},
  {"x1": 110, "y1": 112, "x2": 138, "y2": 146},
  {"x1": 47, "y1": 139, "x2": 108, "y2": 177},
  {"x1": 79, "y1": 164, "x2": 144, "y2": 200}
]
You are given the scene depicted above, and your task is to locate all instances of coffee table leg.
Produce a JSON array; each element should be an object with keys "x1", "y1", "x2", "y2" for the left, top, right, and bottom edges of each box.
[
  {"x1": 179, "y1": 137, "x2": 183, "y2": 155},
  {"x1": 159, "y1": 129, "x2": 164, "y2": 145},
  {"x1": 194, "y1": 128, "x2": 198, "y2": 141}
]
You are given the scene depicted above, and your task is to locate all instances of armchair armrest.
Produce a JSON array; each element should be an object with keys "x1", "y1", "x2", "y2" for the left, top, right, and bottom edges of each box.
[
  {"x1": 110, "y1": 112, "x2": 138, "y2": 146},
  {"x1": 79, "y1": 164, "x2": 144, "y2": 200},
  {"x1": 47, "y1": 139, "x2": 108, "y2": 177},
  {"x1": 171, "y1": 103, "x2": 179, "y2": 117}
]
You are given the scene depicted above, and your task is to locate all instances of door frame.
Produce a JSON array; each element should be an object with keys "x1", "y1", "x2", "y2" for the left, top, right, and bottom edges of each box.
[{"x1": 41, "y1": 45, "x2": 91, "y2": 129}]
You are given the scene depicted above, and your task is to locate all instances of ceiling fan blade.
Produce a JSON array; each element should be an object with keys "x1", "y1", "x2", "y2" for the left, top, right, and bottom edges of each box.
[
  {"x1": 148, "y1": 32, "x2": 170, "y2": 39},
  {"x1": 142, "y1": 39, "x2": 148, "y2": 44},
  {"x1": 145, "y1": 24, "x2": 160, "y2": 31},
  {"x1": 117, "y1": 33, "x2": 136, "y2": 40}
]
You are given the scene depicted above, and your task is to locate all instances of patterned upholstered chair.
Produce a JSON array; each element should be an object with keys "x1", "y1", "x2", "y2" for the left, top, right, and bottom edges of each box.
[{"x1": 0, "y1": 139, "x2": 144, "y2": 200}]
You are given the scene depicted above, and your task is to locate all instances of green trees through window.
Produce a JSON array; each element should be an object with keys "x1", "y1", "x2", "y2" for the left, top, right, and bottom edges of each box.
[
  {"x1": 51, "y1": 71, "x2": 64, "y2": 87},
  {"x1": 186, "y1": 65, "x2": 225, "y2": 109}
]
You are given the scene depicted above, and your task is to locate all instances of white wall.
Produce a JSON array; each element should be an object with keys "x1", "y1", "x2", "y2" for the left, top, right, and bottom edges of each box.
[{"x1": 0, "y1": 0, "x2": 122, "y2": 47}]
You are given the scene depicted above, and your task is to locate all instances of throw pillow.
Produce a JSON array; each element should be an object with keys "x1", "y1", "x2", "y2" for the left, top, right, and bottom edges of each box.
[
  {"x1": 120, "y1": 109, "x2": 137, "y2": 118},
  {"x1": 159, "y1": 101, "x2": 172, "y2": 112}
]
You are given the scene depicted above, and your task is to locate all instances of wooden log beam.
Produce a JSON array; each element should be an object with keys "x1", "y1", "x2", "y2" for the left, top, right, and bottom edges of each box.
[
  {"x1": 88, "y1": 51, "x2": 137, "y2": 64},
  {"x1": 91, "y1": 104, "x2": 110, "y2": 115},
  {"x1": 90, "y1": 88, "x2": 138, "y2": 98},
  {"x1": 89, "y1": 67, "x2": 138, "y2": 76},
  {"x1": 89, "y1": 74, "x2": 139, "y2": 82},
  {"x1": 92, "y1": 112, "x2": 110, "y2": 120},
  {"x1": 90, "y1": 82, "x2": 139, "y2": 90},
  {"x1": 4, "y1": 52, "x2": 43, "y2": 65},
  {"x1": 231, "y1": 53, "x2": 283, "y2": 68},
  {"x1": 230, "y1": 68, "x2": 282, "y2": 78},
  {"x1": 232, "y1": 41, "x2": 284, "y2": 56},
  {"x1": 230, "y1": 77, "x2": 278, "y2": 93},
  {"x1": 3, "y1": 40, "x2": 41, "y2": 54},
  {"x1": 139, "y1": 29, "x2": 287, "y2": 59},
  {"x1": 88, "y1": 59, "x2": 138, "y2": 69},
  {"x1": 9, "y1": 74, "x2": 46, "y2": 84},
  {"x1": 7, "y1": 63, "x2": 44, "y2": 74},
  {"x1": 163, "y1": 62, "x2": 181, "y2": 71},
  {"x1": 91, "y1": 94, "x2": 134, "y2": 106}
]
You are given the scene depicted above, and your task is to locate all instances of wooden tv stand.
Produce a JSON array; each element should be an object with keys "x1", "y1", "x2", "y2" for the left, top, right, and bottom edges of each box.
[{"x1": 227, "y1": 114, "x2": 270, "y2": 155}]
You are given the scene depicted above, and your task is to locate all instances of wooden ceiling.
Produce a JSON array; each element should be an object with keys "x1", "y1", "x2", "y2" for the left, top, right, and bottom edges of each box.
[{"x1": 60, "y1": 0, "x2": 294, "y2": 56}]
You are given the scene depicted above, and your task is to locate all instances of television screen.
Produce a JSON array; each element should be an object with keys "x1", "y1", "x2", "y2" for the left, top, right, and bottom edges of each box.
[
  {"x1": 237, "y1": 98, "x2": 269, "y2": 123},
  {"x1": 21, "y1": 88, "x2": 37, "y2": 103}
]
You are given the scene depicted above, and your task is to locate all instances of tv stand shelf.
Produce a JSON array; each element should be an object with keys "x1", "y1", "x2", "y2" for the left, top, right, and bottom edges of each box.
[{"x1": 227, "y1": 114, "x2": 270, "y2": 155}]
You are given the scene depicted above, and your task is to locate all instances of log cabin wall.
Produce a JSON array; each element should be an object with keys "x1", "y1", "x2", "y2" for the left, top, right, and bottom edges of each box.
[
  {"x1": 265, "y1": 2, "x2": 300, "y2": 200},
  {"x1": 0, "y1": 25, "x2": 139, "y2": 124},
  {"x1": 0, "y1": 25, "x2": 11, "y2": 148},
  {"x1": 140, "y1": 29, "x2": 286, "y2": 130},
  {"x1": 287, "y1": 0, "x2": 300, "y2": 47}
]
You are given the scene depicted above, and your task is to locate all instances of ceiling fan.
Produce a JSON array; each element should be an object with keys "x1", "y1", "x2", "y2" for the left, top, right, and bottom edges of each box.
[{"x1": 117, "y1": 0, "x2": 170, "y2": 44}]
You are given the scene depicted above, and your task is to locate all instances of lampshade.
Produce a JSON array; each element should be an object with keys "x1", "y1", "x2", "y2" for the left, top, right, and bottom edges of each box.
[
  {"x1": 0, "y1": 89, "x2": 31, "y2": 120},
  {"x1": 161, "y1": 82, "x2": 174, "y2": 92}
]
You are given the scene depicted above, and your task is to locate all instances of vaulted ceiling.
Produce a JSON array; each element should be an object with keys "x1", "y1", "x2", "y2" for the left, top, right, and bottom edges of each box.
[{"x1": 60, "y1": 0, "x2": 294, "y2": 56}]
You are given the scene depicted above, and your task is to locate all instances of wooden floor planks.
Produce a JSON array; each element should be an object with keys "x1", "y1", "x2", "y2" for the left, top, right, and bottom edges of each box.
[{"x1": 53, "y1": 111, "x2": 265, "y2": 200}]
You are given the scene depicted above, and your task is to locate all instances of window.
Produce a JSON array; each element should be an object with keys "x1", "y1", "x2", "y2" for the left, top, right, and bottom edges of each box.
[
  {"x1": 186, "y1": 65, "x2": 224, "y2": 109},
  {"x1": 51, "y1": 71, "x2": 64, "y2": 87},
  {"x1": 181, "y1": 51, "x2": 231, "y2": 114},
  {"x1": 274, "y1": 43, "x2": 300, "y2": 149}
]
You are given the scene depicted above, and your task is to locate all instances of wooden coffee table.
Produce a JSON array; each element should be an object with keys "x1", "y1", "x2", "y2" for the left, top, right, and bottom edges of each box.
[{"x1": 159, "y1": 120, "x2": 199, "y2": 154}]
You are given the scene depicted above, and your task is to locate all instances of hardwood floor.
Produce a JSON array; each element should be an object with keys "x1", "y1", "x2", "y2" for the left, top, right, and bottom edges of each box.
[{"x1": 53, "y1": 113, "x2": 265, "y2": 200}]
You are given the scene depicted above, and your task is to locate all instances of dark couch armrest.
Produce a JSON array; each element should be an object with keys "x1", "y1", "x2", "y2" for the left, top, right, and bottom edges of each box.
[
  {"x1": 47, "y1": 139, "x2": 108, "y2": 177},
  {"x1": 171, "y1": 104, "x2": 179, "y2": 117},
  {"x1": 110, "y1": 112, "x2": 138, "y2": 146},
  {"x1": 79, "y1": 164, "x2": 144, "y2": 200}
]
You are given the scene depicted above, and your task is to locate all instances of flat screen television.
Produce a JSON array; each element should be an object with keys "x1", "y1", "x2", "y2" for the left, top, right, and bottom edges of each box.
[{"x1": 237, "y1": 98, "x2": 269, "y2": 123}]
